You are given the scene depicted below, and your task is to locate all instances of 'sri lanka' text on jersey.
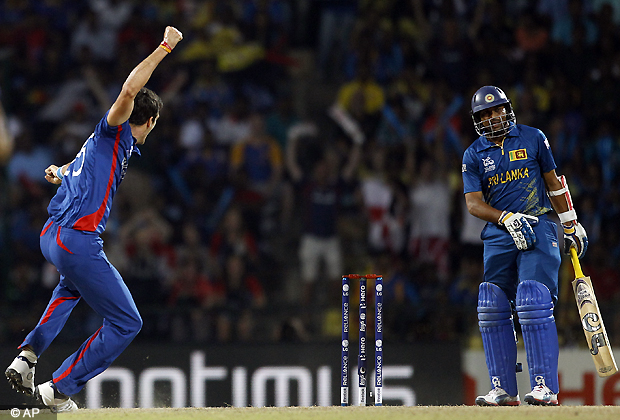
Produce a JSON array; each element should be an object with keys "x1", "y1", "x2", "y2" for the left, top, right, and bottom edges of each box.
[
  {"x1": 47, "y1": 111, "x2": 140, "y2": 234},
  {"x1": 487, "y1": 166, "x2": 529, "y2": 187},
  {"x1": 461, "y1": 124, "x2": 555, "y2": 217}
]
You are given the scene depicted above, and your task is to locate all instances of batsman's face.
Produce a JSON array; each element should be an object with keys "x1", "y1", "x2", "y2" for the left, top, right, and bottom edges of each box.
[{"x1": 480, "y1": 105, "x2": 508, "y2": 137}]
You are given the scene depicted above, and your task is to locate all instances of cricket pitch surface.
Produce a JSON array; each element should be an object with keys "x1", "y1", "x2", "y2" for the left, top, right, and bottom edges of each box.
[{"x1": 8, "y1": 405, "x2": 619, "y2": 419}]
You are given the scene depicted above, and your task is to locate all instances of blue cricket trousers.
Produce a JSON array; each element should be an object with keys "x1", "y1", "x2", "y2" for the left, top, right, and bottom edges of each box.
[
  {"x1": 481, "y1": 214, "x2": 562, "y2": 303},
  {"x1": 20, "y1": 219, "x2": 142, "y2": 395}
]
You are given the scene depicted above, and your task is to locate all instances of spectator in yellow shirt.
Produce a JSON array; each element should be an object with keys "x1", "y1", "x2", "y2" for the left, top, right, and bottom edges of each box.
[{"x1": 336, "y1": 65, "x2": 386, "y2": 118}]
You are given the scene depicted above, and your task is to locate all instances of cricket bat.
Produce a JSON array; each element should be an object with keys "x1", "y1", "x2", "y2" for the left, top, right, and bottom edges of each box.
[{"x1": 570, "y1": 247, "x2": 618, "y2": 376}]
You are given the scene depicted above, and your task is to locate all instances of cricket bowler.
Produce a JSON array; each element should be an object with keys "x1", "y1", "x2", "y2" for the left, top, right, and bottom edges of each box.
[{"x1": 4, "y1": 26, "x2": 183, "y2": 412}]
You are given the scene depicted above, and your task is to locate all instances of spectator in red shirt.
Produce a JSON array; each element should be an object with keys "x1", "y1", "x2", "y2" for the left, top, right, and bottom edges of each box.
[
  {"x1": 168, "y1": 254, "x2": 221, "y2": 343},
  {"x1": 208, "y1": 205, "x2": 259, "y2": 277},
  {"x1": 214, "y1": 254, "x2": 266, "y2": 342}
]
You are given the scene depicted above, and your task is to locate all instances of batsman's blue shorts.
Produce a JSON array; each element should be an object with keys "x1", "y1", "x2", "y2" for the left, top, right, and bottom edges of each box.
[
  {"x1": 481, "y1": 214, "x2": 561, "y2": 304},
  {"x1": 20, "y1": 219, "x2": 142, "y2": 395}
]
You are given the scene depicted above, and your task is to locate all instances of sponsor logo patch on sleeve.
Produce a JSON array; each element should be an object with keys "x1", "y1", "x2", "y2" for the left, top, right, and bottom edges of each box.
[
  {"x1": 462, "y1": 164, "x2": 467, "y2": 172},
  {"x1": 509, "y1": 149, "x2": 528, "y2": 161}
]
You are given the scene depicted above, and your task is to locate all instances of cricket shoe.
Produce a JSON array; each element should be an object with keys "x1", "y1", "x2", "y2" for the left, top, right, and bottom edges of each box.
[
  {"x1": 475, "y1": 387, "x2": 521, "y2": 406},
  {"x1": 5, "y1": 356, "x2": 36, "y2": 395},
  {"x1": 35, "y1": 381, "x2": 78, "y2": 413},
  {"x1": 524, "y1": 384, "x2": 558, "y2": 406}
]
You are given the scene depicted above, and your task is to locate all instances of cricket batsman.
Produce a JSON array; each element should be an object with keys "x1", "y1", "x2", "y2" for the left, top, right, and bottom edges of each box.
[
  {"x1": 462, "y1": 86, "x2": 588, "y2": 406},
  {"x1": 4, "y1": 26, "x2": 183, "y2": 412}
]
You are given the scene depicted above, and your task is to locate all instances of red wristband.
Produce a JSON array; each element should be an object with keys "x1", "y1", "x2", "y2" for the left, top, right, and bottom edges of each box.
[{"x1": 160, "y1": 41, "x2": 172, "y2": 53}]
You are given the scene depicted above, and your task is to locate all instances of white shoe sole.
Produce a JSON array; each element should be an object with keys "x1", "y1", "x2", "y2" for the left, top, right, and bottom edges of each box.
[
  {"x1": 524, "y1": 395, "x2": 558, "y2": 406},
  {"x1": 475, "y1": 398, "x2": 521, "y2": 406},
  {"x1": 50, "y1": 399, "x2": 79, "y2": 413},
  {"x1": 35, "y1": 382, "x2": 79, "y2": 413}
]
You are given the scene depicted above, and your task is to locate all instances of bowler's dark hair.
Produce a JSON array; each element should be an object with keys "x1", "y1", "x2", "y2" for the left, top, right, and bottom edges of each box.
[{"x1": 128, "y1": 87, "x2": 163, "y2": 125}]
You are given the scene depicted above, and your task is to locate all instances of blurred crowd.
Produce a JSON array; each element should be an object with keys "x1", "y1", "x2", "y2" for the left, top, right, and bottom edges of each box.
[{"x1": 1, "y1": 0, "x2": 620, "y2": 350}]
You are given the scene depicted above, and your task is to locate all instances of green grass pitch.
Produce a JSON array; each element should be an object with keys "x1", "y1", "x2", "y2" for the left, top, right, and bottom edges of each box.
[{"x1": 19, "y1": 405, "x2": 620, "y2": 420}]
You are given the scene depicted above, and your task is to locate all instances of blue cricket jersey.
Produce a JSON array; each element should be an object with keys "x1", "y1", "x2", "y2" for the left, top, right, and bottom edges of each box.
[
  {"x1": 47, "y1": 111, "x2": 140, "y2": 234},
  {"x1": 462, "y1": 124, "x2": 555, "y2": 217}
]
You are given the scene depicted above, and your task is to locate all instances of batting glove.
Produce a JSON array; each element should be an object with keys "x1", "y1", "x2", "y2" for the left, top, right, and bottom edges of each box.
[
  {"x1": 498, "y1": 211, "x2": 539, "y2": 251},
  {"x1": 563, "y1": 221, "x2": 588, "y2": 259}
]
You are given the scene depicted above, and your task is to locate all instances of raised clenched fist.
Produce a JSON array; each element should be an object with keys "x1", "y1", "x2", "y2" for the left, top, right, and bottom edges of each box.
[{"x1": 163, "y1": 26, "x2": 183, "y2": 50}]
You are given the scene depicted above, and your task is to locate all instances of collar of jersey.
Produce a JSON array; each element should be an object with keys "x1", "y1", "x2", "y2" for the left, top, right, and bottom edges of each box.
[
  {"x1": 132, "y1": 138, "x2": 142, "y2": 156},
  {"x1": 473, "y1": 124, "x2": 519, "y2": 152}
]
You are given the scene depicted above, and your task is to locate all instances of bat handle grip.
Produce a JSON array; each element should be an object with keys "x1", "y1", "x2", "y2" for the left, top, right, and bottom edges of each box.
[{"x1": 569, "y1": 247, "x2": 584, "y2": 278}]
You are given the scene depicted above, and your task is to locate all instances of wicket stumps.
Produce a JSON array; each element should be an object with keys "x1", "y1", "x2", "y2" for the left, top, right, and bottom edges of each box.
[
  {"x1": 375, "y1": 275, "x2": 383, "y2": 406},
  {"x1": 359, "y1": 276, "x2": 367, "y2": 406},
  {"x1": 341, "y1": 276, "x2": 350, "y2": 406},
  {"x1": 341, "y1": 274, "x2": 383, "y2": 407}
]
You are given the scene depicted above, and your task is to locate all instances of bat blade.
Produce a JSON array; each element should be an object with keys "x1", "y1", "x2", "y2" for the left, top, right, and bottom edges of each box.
[{"x1": 570, "y1": 249, "x2": 618, "y2": 377}]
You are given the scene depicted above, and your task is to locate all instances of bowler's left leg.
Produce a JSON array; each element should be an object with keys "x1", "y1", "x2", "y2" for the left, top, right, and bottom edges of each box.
[{"x1": 48, "y1": 229, "x2": 142, "y2": 396}]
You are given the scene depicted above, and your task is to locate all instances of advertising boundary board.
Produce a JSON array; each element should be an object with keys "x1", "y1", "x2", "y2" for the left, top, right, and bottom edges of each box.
[{"x1": 0, "y1": 343, "x2": 461, "y2": 408}]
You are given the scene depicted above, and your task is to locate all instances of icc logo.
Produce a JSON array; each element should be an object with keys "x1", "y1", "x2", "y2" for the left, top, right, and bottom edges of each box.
[{"x1": 482, "y1": 156, "x2": 496, "y2": 173}]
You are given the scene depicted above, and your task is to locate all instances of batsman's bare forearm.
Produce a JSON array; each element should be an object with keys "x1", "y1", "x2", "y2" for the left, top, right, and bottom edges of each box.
[
  {"x1": 543, "y1": 170, "x2": 571, "y2": 218},
  {"x1": 548, "y1": 194, "x2": 570, "y2": 217},
  {"x1": 465, "y1": 191, "x2": 503, "y2": 223}
]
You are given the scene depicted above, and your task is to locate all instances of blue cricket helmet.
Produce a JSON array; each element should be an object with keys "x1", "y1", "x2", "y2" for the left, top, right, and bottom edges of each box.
[{"x1": 470, "y1": 86, "x2": 516, "y2": 137}]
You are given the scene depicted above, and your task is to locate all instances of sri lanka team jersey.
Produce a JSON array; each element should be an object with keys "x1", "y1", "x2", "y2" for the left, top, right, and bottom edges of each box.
[
  {"x1": 47, "y1": 111, "x2": 140, "y2": 234},
  {"x1": 462, "y1": 124, "x2": 555, "y2": 217}
]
